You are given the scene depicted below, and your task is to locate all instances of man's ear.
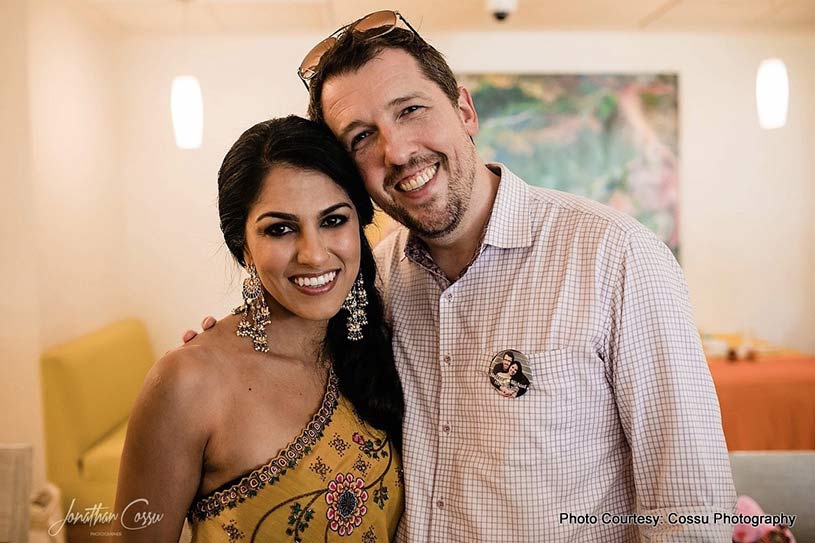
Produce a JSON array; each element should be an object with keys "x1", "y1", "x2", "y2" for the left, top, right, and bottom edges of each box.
[{"x1": 456, "y1": 85, "x2": 479, "y2": 138}]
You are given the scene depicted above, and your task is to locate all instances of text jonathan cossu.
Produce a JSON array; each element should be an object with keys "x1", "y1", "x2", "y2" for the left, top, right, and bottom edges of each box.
[{"x1": 560, "y1": 512, "x2": 797, "y2": 528}]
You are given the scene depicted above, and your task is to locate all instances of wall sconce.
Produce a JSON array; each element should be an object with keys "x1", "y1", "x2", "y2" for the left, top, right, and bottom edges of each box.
[
  {"x1": 755, "y1": 58, "x2": 789, "y2": 130},
  {"x1": 171, "y1": 75, "x2": 203, "y2": 149}
]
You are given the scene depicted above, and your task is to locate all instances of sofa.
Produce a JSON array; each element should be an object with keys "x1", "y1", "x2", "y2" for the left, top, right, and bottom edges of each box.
[
  {"x1": 40, "y1": 318, "x2": 154, "y2": 514},
  {"x1": 730, "y1": 451, "x2": 815, "y2": 542}
]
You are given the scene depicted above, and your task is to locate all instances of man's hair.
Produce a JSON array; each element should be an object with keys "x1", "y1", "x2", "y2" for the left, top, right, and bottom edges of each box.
[{"x1": 307, "y1": 27, "x2": 460, "y2": 125}]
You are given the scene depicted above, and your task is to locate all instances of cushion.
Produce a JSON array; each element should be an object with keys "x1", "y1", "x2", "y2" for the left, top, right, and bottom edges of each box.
[{"x1": 79, "y1": 420, "x2": 128, "y2": 483}]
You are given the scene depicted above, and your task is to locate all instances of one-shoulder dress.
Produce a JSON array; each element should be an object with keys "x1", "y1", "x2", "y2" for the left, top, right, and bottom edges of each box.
[{"x1": 187, "y1": 370, "x2": 403, "y2": 542}]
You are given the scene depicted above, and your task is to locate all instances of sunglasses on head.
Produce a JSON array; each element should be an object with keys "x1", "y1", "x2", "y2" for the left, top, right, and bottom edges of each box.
[{"x1": 297, "y1": 10, "x2": 419, "y2": 89}]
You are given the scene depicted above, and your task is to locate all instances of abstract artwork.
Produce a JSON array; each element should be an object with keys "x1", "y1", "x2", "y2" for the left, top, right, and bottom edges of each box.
[{"x1": 459, "y1": 73, "x2": 680, "y2": 256}]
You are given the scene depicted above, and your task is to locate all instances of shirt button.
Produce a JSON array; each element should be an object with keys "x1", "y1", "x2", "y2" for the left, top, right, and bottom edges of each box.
[
  {"x1": 436, "y1": 499, "x2": 445, "y2": 509},
  {"x1": 443, "y1": 355, "x2": 452, "y2": 365},
  {"x1": 445, "y1": 292, "x2": 453, "y2": 301},
  {"x1": 442, "y1": 424, "x2": 451, "y2": 434}
]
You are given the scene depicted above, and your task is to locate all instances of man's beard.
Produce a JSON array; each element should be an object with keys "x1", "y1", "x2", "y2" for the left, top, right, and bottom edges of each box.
[{"x1": 382, "y1": 144, "x2": 477, "y2": 239}]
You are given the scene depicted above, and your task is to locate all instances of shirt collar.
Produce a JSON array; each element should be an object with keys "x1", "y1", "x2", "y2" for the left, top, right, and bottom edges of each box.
[
  {"x1": 482, "y1": 163, "x2": 533, "y2": 250},
  {"x1": 403, "y1": 163, "x2": 533, "y2": 268}
]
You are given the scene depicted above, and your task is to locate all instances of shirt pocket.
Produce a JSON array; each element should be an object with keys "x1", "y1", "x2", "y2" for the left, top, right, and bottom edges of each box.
[{"x1": 472, "y1": 348, "x2": 601, "y2": 467}]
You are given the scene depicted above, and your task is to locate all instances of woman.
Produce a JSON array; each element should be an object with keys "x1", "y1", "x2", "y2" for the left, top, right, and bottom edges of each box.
[
  {"x1": 114, "y1": 116, "x2": 404, "y2": 542},
  {"x1": 494, "y1": 361, "x2": 529, "y2": 398}
]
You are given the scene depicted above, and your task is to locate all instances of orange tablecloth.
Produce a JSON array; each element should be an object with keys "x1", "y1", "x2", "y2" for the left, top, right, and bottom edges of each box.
[{"x1": 708, "y1": 354, "x2": 815, "y2": 450}]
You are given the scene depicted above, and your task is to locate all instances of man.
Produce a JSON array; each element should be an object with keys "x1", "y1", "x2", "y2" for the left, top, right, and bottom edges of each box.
[
  {"x1": 493, "y1": 351, "x2": 514, "y2": 375},
  {"x1": 191, "y1": 11, "x2": 735, "y2": 541}
]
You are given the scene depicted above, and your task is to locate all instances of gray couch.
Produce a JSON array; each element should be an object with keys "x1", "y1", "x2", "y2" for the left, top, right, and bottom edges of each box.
[{"x1": 730, "y1": 451, "x2": 815, "y2": 542}]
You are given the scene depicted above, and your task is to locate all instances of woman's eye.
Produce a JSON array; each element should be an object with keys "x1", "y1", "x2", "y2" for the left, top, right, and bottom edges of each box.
[
  {"x1": 322, "y1": 215, "x2": 349, "y2": 228},
  {"x1": 265, "y1": 223, "x2": 294, "y2": 237}
]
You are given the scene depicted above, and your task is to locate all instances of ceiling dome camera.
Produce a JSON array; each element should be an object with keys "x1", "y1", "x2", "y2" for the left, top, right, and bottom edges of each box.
[{"x1": 487, "y1": 0, "x2": 518, "y2": 22}]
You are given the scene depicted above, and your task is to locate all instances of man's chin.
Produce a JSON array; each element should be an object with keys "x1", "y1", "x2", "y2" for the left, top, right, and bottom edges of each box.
[{"x1": 402, "y1": 213, "x2": 461, "y2": 239}]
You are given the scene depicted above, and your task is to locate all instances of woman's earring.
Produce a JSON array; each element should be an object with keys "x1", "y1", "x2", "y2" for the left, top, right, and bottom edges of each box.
[
  {"x1": 234, "y1": 264, "x2": 271, "y2": 352},
  {"x1": 342, "y1": 274, "x2": 368, "y2": 341}
]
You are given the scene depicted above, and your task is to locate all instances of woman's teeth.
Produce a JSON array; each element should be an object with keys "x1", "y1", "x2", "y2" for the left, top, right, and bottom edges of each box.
[
  {"x1": 398, "y1": 163, "x2": 438, "y2": 192},
  {"x1": 293, "y1": 271, "x2": 337, "y2": 288}
]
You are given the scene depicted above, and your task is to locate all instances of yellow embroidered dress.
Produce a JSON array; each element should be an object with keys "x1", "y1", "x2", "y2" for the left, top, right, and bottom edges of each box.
[{"x1": 188, "y1": 371, "x2": 403, "y2": 542}]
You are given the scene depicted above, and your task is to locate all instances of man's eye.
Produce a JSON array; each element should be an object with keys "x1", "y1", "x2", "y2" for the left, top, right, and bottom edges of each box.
[
  {"x1": 322, "y1": 215, "x2": 349, "y2": 228},
  {"x1": 400, "y1": 105, "x2": 422, "y2": 117},
  {"x1": 350, "y1": 131, "x2": 371, "y2": 150},
  {"x1": 265, "y1": 223, "x2": 294, "y2": 237}
]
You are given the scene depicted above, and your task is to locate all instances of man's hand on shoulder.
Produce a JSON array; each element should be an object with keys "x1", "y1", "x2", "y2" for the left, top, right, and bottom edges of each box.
[{"x1": 181, "y1": 316, "x2": 218, "y2": 344}]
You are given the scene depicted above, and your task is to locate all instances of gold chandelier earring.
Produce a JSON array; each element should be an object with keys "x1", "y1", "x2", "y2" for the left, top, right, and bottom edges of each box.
[
  {"x1": 234, "y1": 264, "x2": 271, "y2": 352},
  {"x1": 342, "y1": 274, "x2": 368, "y2": 341}
]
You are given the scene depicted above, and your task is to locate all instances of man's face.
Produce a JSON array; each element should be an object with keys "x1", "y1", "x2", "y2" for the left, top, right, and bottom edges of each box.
[
  {"x1": 502, "y1": 355, "x2": 512, "y2": 371},
  {"x1": 320, "y1": 48, "x2": 479, "y2": 239}
]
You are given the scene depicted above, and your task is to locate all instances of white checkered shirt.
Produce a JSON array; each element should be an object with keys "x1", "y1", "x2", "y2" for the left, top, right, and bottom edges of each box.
[{"x1": 374, "y1": 164, "x2": 736, "y2": 542}]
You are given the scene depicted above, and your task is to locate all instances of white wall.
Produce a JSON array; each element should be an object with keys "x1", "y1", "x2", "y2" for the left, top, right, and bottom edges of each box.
[
  {"x1": 28, "y1": 0, "x2": 126, "y2": 347},
  {"x1": 119, "y1": 30, "x2": 815, "y2": 354},
  {"x1": 0, "y1": 0, "x2": 47, "y2": 497},
  {"x1": 1, "y1": 0, "x2": 125, "y2": 497}
]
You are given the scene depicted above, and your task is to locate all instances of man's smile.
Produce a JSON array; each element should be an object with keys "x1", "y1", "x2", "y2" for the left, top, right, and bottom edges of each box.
[{"x1": 396, "y1": 163, "x2": 439, "y2": 193}]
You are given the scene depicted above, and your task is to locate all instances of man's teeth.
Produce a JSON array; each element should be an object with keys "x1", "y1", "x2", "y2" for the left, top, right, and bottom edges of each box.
[
  {"x1": 397, "y1": 163, "x2": 438, "y2": 192},
  {"x1": 293, "y1": 271, "x2": 337, "y2": 288}
]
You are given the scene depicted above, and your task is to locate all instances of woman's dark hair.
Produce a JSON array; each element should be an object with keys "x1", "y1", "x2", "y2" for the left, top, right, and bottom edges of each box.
[
  {"x1": 218, "y1": 115, "x2": 403, "y2": 448},
  {"x1": 508, "y1": 362, "x2": 530, "y2": 397}
]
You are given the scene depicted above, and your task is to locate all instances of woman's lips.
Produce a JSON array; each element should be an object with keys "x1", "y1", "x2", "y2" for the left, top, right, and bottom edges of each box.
[{"x1": 289, "y1": 270, "x2": 339, "y2": 296}]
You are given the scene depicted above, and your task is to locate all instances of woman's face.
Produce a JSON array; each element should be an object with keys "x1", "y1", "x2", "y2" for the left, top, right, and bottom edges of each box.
[
  {"x1": 244, "y1": 164, "x2": 361, "y2": 323},
  {"x1": 508, "y1": 363, "x2": 519, "y2": 377}
]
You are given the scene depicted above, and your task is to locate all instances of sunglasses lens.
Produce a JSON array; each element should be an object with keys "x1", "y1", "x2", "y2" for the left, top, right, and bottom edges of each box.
[
  {"x1": 299, "y1": 36, "x2": 337, "y2": 78},
  {"x1": 353, "y1": 10, "x2": 398, "y2": 33},
  {"x1": 298, "y1": 11, "x2": 410, "y2": 85}
]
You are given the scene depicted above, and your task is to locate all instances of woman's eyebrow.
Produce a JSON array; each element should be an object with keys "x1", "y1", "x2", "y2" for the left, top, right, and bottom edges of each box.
[
  {"x1": 255, "y1": 211, "x2": 296, "y2": 222},
  {"x1": 319, "y1": 203, "x2": 352, "y2": 218},
  {"x1": 256, "y1": 203, "x2": 352, "y2": 223}
]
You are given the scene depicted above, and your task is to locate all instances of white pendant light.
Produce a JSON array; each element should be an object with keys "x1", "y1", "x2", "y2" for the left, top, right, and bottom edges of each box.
[
  {"x1": 171, "y1": 75, "x2": 203, "y2": 149},
  {"x1": 755, "y1": 58, "x2": 789, "y2": 130}
]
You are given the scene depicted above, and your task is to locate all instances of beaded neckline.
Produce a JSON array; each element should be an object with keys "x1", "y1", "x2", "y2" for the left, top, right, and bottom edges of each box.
[{"x1": 188, "y1": 369, "x2": 339, "y2": 522}]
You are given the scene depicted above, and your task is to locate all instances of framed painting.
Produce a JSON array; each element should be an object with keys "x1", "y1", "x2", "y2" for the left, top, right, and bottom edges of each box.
[{"x1": 459, "y1": 73, "x2": 680, "y2": 257}]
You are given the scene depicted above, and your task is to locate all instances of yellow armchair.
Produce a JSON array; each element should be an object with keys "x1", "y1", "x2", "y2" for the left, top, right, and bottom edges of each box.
[{"x1": 40, "y1": 318, "x2": 154, "y2": 513}]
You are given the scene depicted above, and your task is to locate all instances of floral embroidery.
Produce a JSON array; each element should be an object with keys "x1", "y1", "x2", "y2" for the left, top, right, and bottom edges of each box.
[
  {"x1": 352, "y1": 432, "x2": 389, "y2": 460},
  {"x1": 372, "y1": 485, "x2": 389, "y2": 509},
  {"x1": 352, "y1": 454, "x2": 371, "y2": 476},
  {"x1": 309, "y1": 456, "x2": 331, "y2": 481},
  {"x1": 362, "y1": 525, "x2": 377, "y2": 543},
  {"x1": 221, "y1": 519, "x2": 245, "y2": 541},
  {"x1": 329, "y1": 433, "x2": 350, "y2": 456},
  {"x1": 325, "y1": 473, "x2": 368, "y2": 536},
  {"x1": 187, "y1": 372, "x2": 339, "y2": 522},
  {"x1": 285, "y1": 502, "x2": 315, "y2": 539},
  {"x1": 395, "y1": 466, "x2": 404, "y2": 488}
]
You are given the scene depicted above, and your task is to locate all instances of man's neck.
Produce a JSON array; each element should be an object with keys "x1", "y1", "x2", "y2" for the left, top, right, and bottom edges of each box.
[{"x1": 419, "y1": 164, "x2": 501, "y2": 281}]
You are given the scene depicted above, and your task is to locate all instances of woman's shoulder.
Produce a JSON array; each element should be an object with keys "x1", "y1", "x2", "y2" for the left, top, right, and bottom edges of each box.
[{"x1": 144, "y1": 316, "x2": 242, "y2": 409}]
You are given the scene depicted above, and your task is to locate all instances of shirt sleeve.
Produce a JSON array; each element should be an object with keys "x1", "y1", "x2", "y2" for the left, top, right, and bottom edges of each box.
[{"x1": 608, "y1": 229, "x2": 737, "y2": 542}]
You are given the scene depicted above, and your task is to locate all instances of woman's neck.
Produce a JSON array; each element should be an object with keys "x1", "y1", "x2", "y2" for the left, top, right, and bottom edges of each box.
[{"x1": 263, "y1": 309, "x2": 328, "y2": 367}]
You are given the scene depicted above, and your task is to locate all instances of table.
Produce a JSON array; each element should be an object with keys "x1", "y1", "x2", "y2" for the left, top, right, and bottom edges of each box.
[{"x1": 708, "y1": 354, "x2": 815, "y2": 451}]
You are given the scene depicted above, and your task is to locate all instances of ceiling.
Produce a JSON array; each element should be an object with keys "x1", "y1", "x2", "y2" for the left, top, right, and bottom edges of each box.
[{"x1": 83, "y1": 0, "x2": 815, "y2": 34}]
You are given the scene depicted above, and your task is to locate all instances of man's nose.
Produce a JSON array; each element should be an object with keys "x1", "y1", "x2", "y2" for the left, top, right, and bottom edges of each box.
[{"x1": 380, "y1": 125, "x2": 417, "y2": 167}]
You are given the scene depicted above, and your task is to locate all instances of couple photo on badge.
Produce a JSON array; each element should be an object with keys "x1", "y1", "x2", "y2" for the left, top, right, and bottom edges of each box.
[{"x1": 489, "y1": 350, "x2": 531, "y2": 398}]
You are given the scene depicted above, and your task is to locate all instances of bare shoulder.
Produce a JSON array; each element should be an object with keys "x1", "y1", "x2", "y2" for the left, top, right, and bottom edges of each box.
[{"x1": 138, "y1": 318, "x2": 241, "y2": 423}]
